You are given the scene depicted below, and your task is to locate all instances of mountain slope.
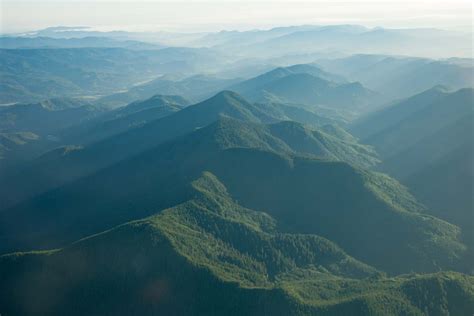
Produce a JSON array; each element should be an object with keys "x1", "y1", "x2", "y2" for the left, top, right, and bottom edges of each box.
[
  {"x1": 404, "y1": 143, "x2": 473, "y2": 246},
  {"x1": 0, "y1": 98, "x2": 99, "y2": 134},
  {"x1": 0, "y1": 118, "x2": 466, "y2": 275},
  {"x1": 208, "y1": 149, "x2": 467, "y2": 274},
  {"x1": 0, "y1": 91, "x2": 350, "y2": 208},
  {"x1": 61, "y1": 94, "x2": 190, "y2": 144},
  {"x1": 1, "y1": 172, "x2": 472, "y2": 315},
  {"x1": 230, "y1": 66, "x2": 376, "y2": 112},
  {"x1": 355, "y1": 88, "x2": 472, "y2": 158},
  {"x1": 351, "y1": 88, "x2": 473, "y2": 236},
  {"x1": 98, "y1": 75, "x2": 240, "y2": 108},
  {"x1": 0, "y1": 116, "x2": 378, "y2": 251},
  {"x1": 0, "y1": 91, "x2": 263, "y2": 208},
  {"x1": 0, "y1": 47, "x2": 229, "y2": 104},
  {"x1": 316, "y1": 55, "x2": 474, "y2": 100},
  {"x1": 350, "y1": 85, "x2": 449, "y2": 141}
]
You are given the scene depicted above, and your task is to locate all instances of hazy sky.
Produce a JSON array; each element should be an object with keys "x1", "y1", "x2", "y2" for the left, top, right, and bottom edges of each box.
[{"x1": 1, "y1": 0, "x2": 472, "y2": 34}]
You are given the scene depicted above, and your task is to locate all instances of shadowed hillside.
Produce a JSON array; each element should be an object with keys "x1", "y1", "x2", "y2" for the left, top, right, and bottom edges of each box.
[
  {"x1": 1, "y1": 172, "x2": 473, "y2": 315},
  {"x1": 351, "y1": 88, "x2": 473, "y2": 244},
  {"x1": 0, "y1": 117, "x2": 468, "y2": 276}
]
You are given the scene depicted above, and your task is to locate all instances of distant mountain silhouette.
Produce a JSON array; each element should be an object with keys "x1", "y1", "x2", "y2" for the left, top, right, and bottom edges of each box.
[
  {"x1": 229, "y1": 65, "x2": 377, "y2": 112},
  {"x1": 352, "y1": 87, "x2": 473, "y2": 240}
]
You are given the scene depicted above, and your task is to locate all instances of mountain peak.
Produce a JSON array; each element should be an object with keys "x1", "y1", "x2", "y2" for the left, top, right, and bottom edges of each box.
[
  {"x1": 429, "y1": 84, "x2": 450, "y2": 93},
  {"x1": 121, "y1": 94, "x2": 188, "y2": 113},
  {"x1": 213, "y1": 90, "x2": 243, "y2": 99},
  {"x1": 201, "y1": 90, "x2": 253, "y2": 109}
]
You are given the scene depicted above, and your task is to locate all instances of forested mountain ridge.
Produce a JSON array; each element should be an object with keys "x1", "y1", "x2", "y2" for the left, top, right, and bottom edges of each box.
[
  {"x1": 229, "y1": 65, "x2": 377, "y2": 113},
  {"x1": 1, "y1": 24, "x2": 473, "y2": 314},
  {"x1": 351, "y1": 88, "x2": 473, "y2": 242},
  {"x1": 0, "y1": 91, "x2": 361, "y2": 209},
  {"x1": 0, "y1": 117, "x2": 469, "y2": 277},
  {"x1": 1, "y1": 172, "x2": 473, "y2": 315}
]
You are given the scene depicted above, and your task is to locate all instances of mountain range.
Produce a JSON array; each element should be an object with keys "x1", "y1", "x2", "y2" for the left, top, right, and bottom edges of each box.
[
  {"x1": 0, "y1": 26, "x2": 473, "y2": 315},
  {"x1": 2, "y1": 171, "x2": 472, "y2": 315},
  {"x1": 0, "y1": 47, "x2": 231, "y2": 104},
  {"x1": 0, "y1": 91, "x2": 374, "y2": 209},
  {"x1": 316, "y1": 54, "x2": 474, "y2": 100},
  {"x1": 1, "y1": 100, "x2": 472, "y2": 313},
  {"x1": 230, "y1": 66, "x2": 376, "y2": 113},
  {"x1": 351, "y1": 87, "x2": 473, "y2": 250}
]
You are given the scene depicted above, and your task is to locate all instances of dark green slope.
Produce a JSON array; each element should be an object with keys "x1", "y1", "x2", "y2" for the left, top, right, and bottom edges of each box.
[
  {"x1": 268, "y1": 121, "x2": 379, "y2": 168},
  {"x1": 0, "y1": 173, "x2": 301, "y2": 316},
  {"x1": 198, "y1": 118, "x2": 378, "y2": 168},
  {"x1": 0, "y1": 118, "x2": 466, "y2": 275},
  {"x1": 0, "y1": 172, "x2": 376, "y2": 316},
  {"x1": 208, "y1": 149, "x2": 467, "y2": 274},
  {"x1": 1, "y1": 172, "x2": 473, "y2": 316},
  {"x1": 0, "y1": 117, "x2": 377, "y2": 253},
  {"x1": 381, "y1": 114, "x2": 472, "y2": 180},
  {"x1": 285, "y1": 272, "x2": 474, "y2": 316},
  {"x1": 0, "y1": 91, "x2": 265, "y2": 209},
  {"x1": 0, "y1": 91, "x2": 348, "y2": 209},
  {"x1": 404, "y1": 143, "x2": 473, "y2": 247},
  {"x1": 153, "y1": 173, "x2": 379, "y2": 281}
]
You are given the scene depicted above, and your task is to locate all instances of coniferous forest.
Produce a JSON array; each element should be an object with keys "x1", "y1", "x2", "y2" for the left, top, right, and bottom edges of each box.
[{"x1": 0, "y1": 3, "x2": 473, "y2": 315}]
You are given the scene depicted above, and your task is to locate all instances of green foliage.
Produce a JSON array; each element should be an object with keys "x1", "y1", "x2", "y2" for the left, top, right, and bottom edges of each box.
[
  {"x1": 0, "y1": 91, "x2": 365, "y2": 209},
  {"x1": 209, "y1": 149, "x2": 467, "y2": 274},
  {"x1": 0, "y1": 115, "x2": 467, "y2": 276},
  {"x1": 0, "y1": 172, "x2": 472, "y2": 315},
  {"x1": 1, "y1": 37, "x2": 473, "y2": 316}
]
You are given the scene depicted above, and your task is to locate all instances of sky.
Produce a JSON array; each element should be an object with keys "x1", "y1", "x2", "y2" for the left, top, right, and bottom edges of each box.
[{"x1": 1, "y1": 0, "x2": 472, "y2": 34}]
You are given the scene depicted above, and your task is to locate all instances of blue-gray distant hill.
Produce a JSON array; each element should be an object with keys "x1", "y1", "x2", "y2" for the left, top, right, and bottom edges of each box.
[
  {"x1": 229, "y1": 64, "x2": 377, "y2": 113},
  {"x1": 316, "y1": 54, "x2": 474, "y2": 100},
  {"x1": 0, "y1": 47, "x2": 229, "y2": 104},
  {"x1": 352, "y1": 87, "x2": 473, "y2": 242},
  {"x1": 0, "y1": 36, "x2": 164, "y2": 49}
]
